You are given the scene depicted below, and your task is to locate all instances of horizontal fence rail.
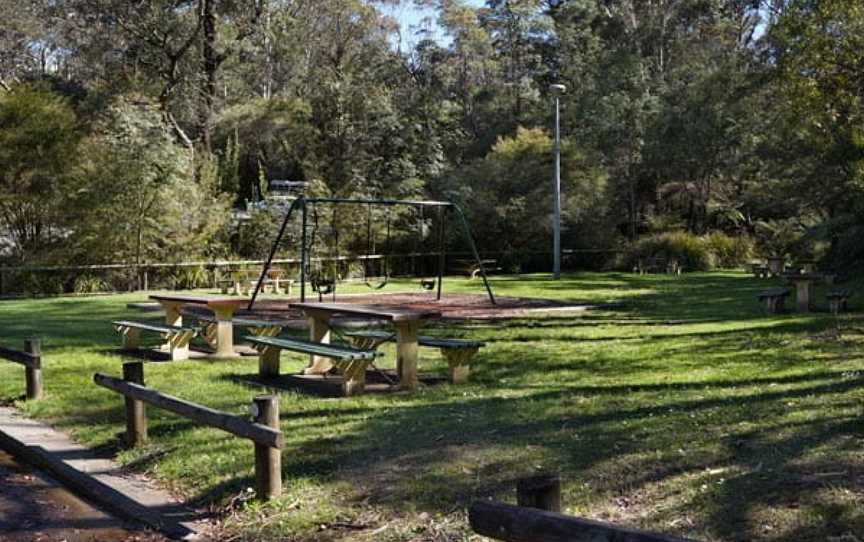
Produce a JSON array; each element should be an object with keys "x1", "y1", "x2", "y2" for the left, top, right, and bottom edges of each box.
[
  {"x1": 94, "y1": 362, "x2": 283, "y2": 500},
  {"x1": 0, "y1": 249, "x2": 622, "y2": 296},
  {"x1": 469, "y1": 473, "x2": 698, "y2": 542},
  {"x1": 469, "y1": 501, "x2": 697, "y2": 542},
  {"x1": 0, "y1": 338, "x2": 43, "y2": 400}
]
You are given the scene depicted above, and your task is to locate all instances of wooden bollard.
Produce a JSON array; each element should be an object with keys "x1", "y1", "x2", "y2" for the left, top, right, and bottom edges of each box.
[
  {"x1": 123, "y1": 362, "x2": 147, "y2": 446},
  {"x1": 253, "y1": 395, "x2": 281, "y2": 500},
  {"x1": 24, "y1": 338, "x2": 43, "y2": 400},
  {"x1": 516, "y1": 473, "x2": 561, "y2": 513}
]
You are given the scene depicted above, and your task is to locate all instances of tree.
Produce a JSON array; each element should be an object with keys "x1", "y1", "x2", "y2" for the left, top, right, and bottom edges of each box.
[
  {"x1": 67, "y1": 95, "x2": 231, "y2": 264},
  {"x1": 0, "y1": 84, "x2": 81, "y2": 260}
]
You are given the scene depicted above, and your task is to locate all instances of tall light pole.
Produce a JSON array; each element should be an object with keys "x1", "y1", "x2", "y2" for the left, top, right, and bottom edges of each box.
[{"x1": 550, "y1": 83, "x2": 566, "y2": 280}]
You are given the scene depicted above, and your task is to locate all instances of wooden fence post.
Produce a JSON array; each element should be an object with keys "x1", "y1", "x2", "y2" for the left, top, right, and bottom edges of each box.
[
  {"x1": 24, "y1": 338, "x2": 43, "y2": 400},
  {"x1": 516, "y1": 473, "x2": 561, "y2": 513},
  {"x1": 123, "y1": 362, "x2": 147, "y2": 446},
  {"x1": 252, "y1": 395, "x2": 281, "y2": 500}
]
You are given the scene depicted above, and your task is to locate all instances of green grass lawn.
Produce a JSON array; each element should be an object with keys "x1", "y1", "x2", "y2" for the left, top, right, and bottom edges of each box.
[{"x1": 1, "y1": 272, "x2": 863, "y2": 541}]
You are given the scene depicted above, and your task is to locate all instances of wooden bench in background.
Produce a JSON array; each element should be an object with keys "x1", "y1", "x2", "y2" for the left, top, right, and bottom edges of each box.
[
  {"x1": 344, "y1": 330, "x2": 484, "y2": 384},
  {"x1": 112, "y1": 320, "x2": 198, "y2": 361},
  {"x1": 827, "y1": 289, "x2": 852, "y2": 315},
  {"x1": 245, "y1": 335, "x2": 381, "y2": 396},
  {"x1": 757, "y1": 288, "x2": 791, "y2": 314},
  {"x1": 451, "y1": 259, "x2": 500, "y2": 279},
  {"x1": 219, "y1": 270, "x2": 294, "y2": 296},
  {"x1": 750, "y1": 263, "x2": 769, "y2": 278}
]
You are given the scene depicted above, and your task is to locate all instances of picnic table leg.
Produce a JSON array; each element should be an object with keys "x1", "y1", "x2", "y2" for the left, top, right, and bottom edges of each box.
[
  {"x1": 158, "y1": 300, "x2": 187, "y2": 357},
  {"x1": 162, "y1": 301, "x2": 183, "y2": 327},
  {"x1": 304, "y1": 312, "x2": 333, "y2": 374},
  {"x1": 442, "y1": 348, "x2": 477, "y2": 384},
  {"x1": 395, "y1": 321, "x2": 420, "y2": 390},
  {"x1": 211, "y1": 306, "x2": 238, "y2": 357},
  {"x1": 796, "y1": 282, "x2": 811, "y2": 313}
]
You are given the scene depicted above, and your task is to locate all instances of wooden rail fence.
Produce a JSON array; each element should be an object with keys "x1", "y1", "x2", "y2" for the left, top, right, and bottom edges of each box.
[
  {"x1": 94, "y1": 362, "x2": 284, "y2": 500},
  {"x1": 0, "y1": 338, "x2": 43, "y2": 400},
  {"x1": 469, "y1": 473, "x2": 697, "y2": 542}
]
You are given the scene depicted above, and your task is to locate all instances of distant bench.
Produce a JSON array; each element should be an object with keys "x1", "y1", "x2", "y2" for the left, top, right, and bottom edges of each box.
[
  {"x1": 218, "y1": 278, "x2": 294, "y2": 296},
  {"x1": 826, "y1": 289, "x2": 852, "y2": 315},
  {"x1": 451, "y1": 259, "x2": 500, "y2": 279},
  {"x1": 343, "y1": 330, "x2": 485, "y2": 384},
  {"x1": 113, "y1": 320, "x2": 198, "y2": 361},
  {"x1": 749, "y1": 264, "x2": 769, "y2": 278},
  {"x1": 757, "y1": 288, "x2": 791, "y2": 314},
  {"x1": 245, "y1": 335, "x2": 381, "y2": 396}
]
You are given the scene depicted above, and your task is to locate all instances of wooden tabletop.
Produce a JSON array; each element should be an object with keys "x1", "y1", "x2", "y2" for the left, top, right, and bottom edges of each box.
[
  {"x1": 150, "y1": 294, "x2": 250, "y2": 307},
  {"x1": 290, "y1": 302, "x2": 441, "y2": 322}
]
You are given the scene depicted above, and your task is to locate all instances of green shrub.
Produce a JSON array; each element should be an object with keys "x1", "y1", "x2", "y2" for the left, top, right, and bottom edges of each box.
[
  {"x1": 624, "y1": 232, "x2": 715, "y2": 271},
  {"x1": 72, "y1": 274, "x2": 109, "y2": 294},
  {"x1": 170, "y1": 266, "x2": 209, "y2": 290},
  {"x1": 703, "y1": 232, "x2": 755, "y2": 268}
]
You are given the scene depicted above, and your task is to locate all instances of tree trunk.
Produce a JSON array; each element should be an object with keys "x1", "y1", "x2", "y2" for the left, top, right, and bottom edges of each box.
[{"x1": 201, "y1": 0, "x2": 218, "y2": 153}]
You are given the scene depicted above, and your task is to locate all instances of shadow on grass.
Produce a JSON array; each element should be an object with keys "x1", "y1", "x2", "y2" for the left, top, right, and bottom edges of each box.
[{"x1": 259, "y1": 368, "x2": 864, "y2": 540}]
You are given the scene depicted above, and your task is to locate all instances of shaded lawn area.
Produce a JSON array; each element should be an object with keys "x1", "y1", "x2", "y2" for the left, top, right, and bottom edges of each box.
[{"x1": 1, "y1": 272, "x2": 863, "y2": 541}]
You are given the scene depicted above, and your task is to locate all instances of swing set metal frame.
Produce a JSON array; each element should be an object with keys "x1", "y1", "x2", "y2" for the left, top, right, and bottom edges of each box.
[{"x1": 247, "y1": 196, "x2": 496, "y2": 310}]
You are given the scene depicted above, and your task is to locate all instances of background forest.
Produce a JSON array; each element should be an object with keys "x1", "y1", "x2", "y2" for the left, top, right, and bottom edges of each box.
[{"x1": 1, "y1": 0, "x2": 862, "y2": 280}]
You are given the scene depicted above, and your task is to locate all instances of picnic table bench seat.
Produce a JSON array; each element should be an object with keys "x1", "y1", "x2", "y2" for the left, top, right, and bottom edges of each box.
[
  {"x1": 182, "y1": 313, "x2": 287, "y2": 349},
  {"x1": 826, "y1": 289, "x2": 852, "y2": 314},
  {"x1": 342, "y1": 330, "x2": 485, "y2": 384},
  {"x1": 245, "y1": 335, "x2": 381, "y2": 396},
  {"x1": 757, "y1": 287, "x2": 791, "y2": 314},
  {"x1": 112, "y1": 320, "x2": 198, "y2": 361}
]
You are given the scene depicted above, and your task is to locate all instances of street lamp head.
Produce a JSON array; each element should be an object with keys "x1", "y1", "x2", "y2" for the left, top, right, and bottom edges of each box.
[{"x1": 549, "y1": 84, "x2": 567, "y2": 95}]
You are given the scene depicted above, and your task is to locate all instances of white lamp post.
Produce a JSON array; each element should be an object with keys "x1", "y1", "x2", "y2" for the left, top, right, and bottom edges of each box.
[{"x1": 550, "y1": 83, "x2": 566, "y2": 280}]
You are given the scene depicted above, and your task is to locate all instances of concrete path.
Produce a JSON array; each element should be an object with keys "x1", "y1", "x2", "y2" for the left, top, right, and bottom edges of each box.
[{"x1": 0, "y1": 406, "x2": 207, "y2": 540}]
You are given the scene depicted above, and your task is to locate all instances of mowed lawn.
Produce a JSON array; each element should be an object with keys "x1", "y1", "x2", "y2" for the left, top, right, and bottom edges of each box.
[{"x1": 1, "y1": 272, "x2": 863, "y2": 541}]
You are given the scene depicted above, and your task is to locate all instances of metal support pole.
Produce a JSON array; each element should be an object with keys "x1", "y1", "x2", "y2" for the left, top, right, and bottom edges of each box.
[
  {"x1": 552, "y1": 93, "x2": 562, "y2": 280},
  {"x1": 452, "y1": 204, "x2": 496, "y2": 305},
  {"x1": 436, "y1": 206, "x2": 446, "y2": 301},
  {"x1": 248, "y1": 197, "x2": 301, "y2": 310},
  {"x1": 300, "y1": 199, "x2": 308, "y2": 302}
]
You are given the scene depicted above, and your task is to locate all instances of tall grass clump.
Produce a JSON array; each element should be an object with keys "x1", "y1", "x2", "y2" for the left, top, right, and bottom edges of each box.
[
  {"x1": 620, "y1": 231, "x2": 756, "y2": 272},
  {"x1": 703, "y1": 232, "x2": 755, "y2": 268}
]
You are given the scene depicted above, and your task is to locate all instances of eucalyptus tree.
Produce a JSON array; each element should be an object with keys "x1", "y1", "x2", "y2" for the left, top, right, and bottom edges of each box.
[{"x1": 764, "y1": 0, "x2": 864, "y2": 262}]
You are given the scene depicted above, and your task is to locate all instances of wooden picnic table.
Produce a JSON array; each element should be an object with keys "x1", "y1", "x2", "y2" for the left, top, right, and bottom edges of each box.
[
  {"x1": 150, "y1": 294, "x2": 250, "y2": 357},
  {"x1": 781, "y1": 273, "x2": 820, "y2": 313},
  {"x1": 290, "y1": 302, "x2": 441, "y2": 390}
]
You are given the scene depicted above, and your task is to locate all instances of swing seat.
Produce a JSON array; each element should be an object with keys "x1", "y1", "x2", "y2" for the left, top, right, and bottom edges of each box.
[
  {"x1": 312, "y1": 278, "x2": 335, "y2": 295},
  {"x1": 365, "y1": 275, "x2": 389, "y2": 290}
]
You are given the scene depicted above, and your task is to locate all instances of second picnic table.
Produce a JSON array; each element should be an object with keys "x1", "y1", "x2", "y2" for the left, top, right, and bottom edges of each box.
[
  {"x1": 150, "y1": 294, "x2": 250, "y2": 357},
  {"x1": 290, "y1": 302, "x2": 441, "y2": 390},
  {"x1": 781, "y1": 273, "x2": 820, "y2": 313}
]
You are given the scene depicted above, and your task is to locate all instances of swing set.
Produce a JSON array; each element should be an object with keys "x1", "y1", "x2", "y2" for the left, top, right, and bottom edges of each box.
[{"x1": 247, "y1": 196, "x2": 496, "y2": 310}]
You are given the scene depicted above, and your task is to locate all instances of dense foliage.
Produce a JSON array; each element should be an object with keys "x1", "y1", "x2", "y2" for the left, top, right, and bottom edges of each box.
[{"x1": 1, "y1": 0, "x2": 862, "y2": 271}]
